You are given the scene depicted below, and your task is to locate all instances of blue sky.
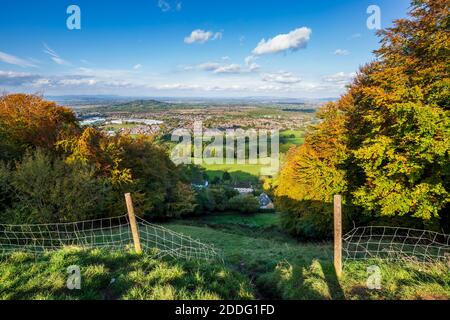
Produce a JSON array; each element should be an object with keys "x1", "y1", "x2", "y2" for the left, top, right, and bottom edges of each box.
[{"x1": 0, "y1": 0, "x2": 411, "y2": 98}]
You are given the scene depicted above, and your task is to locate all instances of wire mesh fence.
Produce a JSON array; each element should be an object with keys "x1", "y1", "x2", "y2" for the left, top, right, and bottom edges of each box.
[
  {"x1": 0, "y1": 215, "x2": 220, "y2": 262},
  {"x1": 343, "y1": 226, "x2": 450, "y2": 264}
]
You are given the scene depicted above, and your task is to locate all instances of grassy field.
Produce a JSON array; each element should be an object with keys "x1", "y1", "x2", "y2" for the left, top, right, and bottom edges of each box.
[
  {"x1": 0, "y1": 247, "x2": 253, "y2": 300},
  {"x1": 184, "y1": 129, "x2": 306, "y2": 183},
  {"x1": 0, "y1": 213, "x2": 448, "y2": 300},
  {"x1": 279, "y1": 130, "x2": 304, "y2": 154},
  {"x1": 166, "y1": 213, "x2": 450, "y2": 300},
  {"x1": 200, "y1": 163, "x2": 263, "y2": 183}
]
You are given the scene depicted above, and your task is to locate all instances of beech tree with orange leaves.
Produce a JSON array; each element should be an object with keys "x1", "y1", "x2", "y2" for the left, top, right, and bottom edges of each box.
[
  {"x1": 275, "y1": 0, "x2": 449, "y2": 239},
  {"x1": 0, "y1": 94, "x2": 80, "y2": 161}
]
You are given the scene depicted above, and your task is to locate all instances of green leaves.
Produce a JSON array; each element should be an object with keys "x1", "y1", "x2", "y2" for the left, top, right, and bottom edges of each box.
[{"x1": 275, "y1": 0, "x2": 450, "y2": 236}]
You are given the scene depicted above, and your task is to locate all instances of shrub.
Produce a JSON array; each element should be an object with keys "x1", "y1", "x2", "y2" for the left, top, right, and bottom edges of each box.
[
  {"x1": 165, "y1": 182, "x2": 197, "y2": 218},
  {"x1": 195, "y1": 189, "x2": 217, "y2": 214},
  {"x1": 194, "y1": 186, "x2": 240, "y2": 214},
  {"x1": 0, "y1": 162, "x2": 12, "y2": 212},
  {"x1": 228, "y1": 194, "x2": 260, "y2": 214},
  {"x1": 2, "y1": 150, "x2": 110, "y2": 224}
]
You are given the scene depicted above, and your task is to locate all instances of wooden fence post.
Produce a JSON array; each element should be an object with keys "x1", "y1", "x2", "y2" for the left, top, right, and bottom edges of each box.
[
  {"x1": 334, "y1": 194, "x2": 342, "y2": 277},
  {"x1": 125, "y1": 193, "x2": 142, "y2": 254}
]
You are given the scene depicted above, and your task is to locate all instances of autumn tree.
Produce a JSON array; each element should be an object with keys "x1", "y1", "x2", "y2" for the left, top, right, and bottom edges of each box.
[
  {"x1": 0, "y1": 94, "x2": 80, "y2": 161},
  {"x1": 59, "y1": 128, "x2": 195, "y2": 218},
  {"x1": 275, "y1": 0, "x2": 450, "y2": 238},
  {"x1": 0, "y1": 93, "x2": 195, "y2": 222}
]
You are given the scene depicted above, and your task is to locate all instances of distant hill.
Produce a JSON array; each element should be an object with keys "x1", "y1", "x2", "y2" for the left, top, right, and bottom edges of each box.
[
  {"x1": 86, "y1": 99, "x2": 176, "y2": 113},
  {"x1": 108, "y1": 99, "x2": 172, "y2": 111},
  {"x1": 46, "y1": 95, "x2": 329, "y2": 113}
]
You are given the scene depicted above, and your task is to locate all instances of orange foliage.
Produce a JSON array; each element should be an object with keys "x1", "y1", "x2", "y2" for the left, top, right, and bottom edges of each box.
[{"x1": 0, "y1": 94, "x2": 80, "y2": 153}]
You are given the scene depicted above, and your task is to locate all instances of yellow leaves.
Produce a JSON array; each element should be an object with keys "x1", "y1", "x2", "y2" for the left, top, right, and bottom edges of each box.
[
  {"x1": 111, "y1": 167, "x2": 133, "y2": 186},
  {"x1": 276, "y1": 0, "x2": 449, "y2": 227}
]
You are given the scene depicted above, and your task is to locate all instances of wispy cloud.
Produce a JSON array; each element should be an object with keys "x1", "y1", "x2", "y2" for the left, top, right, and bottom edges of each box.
[
  {"x1": 158, "y1": 0, "x2": 170, "y2": 12},
  {"x1": 184, "y1": 59, "x2": 258, "y2": 74},
  {"x1": 245, "y1": 56, "x2": 260, "y2": 71},
  {"x1": 133, "y1": 64, "x2": 143, "y2": 70},
  {"x1": 349, "y1": 33, "x2": 362, "y2": 40},
  {"x1": 333, "y1": 49, "x2": 350, "y2": 56},
  {"x1": 252, "y1": 27, "x2": 312, "y2": 55},
  {"x1": 213, "y1": 64, "x2": 243, "y2": 74},
  {"x1": 322, "y1": 72, "x2": 356, "y2": 86},
  {"x1": 184, "y1": 29, "x2": 222, "y2": 44},
  {"x1": 157, "y1": 0, "x2": 182, "y2": 12},
  {"x1": 262, "y1": 71, "x2": 301, "y2": 84},
  {"x1": 0, "y1": 70, "x2": 40, "y2": 85},
  {"x1": 43, "y1": 43, "x2": 71, "y2": 66},
  {"x1": 0, "y1": 51, "x2": 37, "y2": 68}
]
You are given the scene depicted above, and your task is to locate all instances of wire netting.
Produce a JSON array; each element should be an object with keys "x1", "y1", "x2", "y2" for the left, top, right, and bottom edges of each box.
[
  {"x1": 343, "y1": 226, "x2": 450, "y2": 263},
  {"x1": 0, "y1": 215, "x2": 220, "y2": 262}
]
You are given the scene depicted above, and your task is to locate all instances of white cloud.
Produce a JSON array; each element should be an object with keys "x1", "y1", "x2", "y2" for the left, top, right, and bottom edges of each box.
[
  {"x1": 322, "y1": 72, "x2": 356, "y2": 85},
  {"x1": 213, "y1": 64, "x2": 242, "y2": 74},
  {"x1": 133, "y1": 64, "x2": 143, "y2": 70},
  {"x1": 185, "y1": 59, "x2": 258, "y2": 74},
  {"x1": 184, "y1": 29, "x2": 222, "y2": 44},
  {"x1": 58, "y1": 78, "x2": 98, "y2": 86},
  {"x1": 0, "y1": 51, "x2": 37, "y2": 68},
  {"x1": 43, "y1": 43, "x2": 71, "y2": 66},
  {"x1": 252, "y1": 27, "x2": 312, "y2": 55},
  {"x1": 245, "y1": 55, "x2": 260, "y2": 71},
  {"x1": 155, "y1": 83, "x2": 202, "y2": 90},
  {"x1": 153, "y1": 83, "x2": 246, "y2": 92},
  {"x1": 333, "y1": 49, "x2": 350, "y2": 56},
  {"x1": 182, "y1": 62, "x2": 220, "y2": 72},
  {"x1": 262, "y1": 71, "x2": 301, "y2": 84},
  {"x1": 0, "y1": 70, "x2": 40, "y2": 85}
]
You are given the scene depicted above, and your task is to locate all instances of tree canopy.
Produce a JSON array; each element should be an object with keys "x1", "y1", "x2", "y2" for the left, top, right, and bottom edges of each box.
[
  {"x1": 275, "y1": 0, "x2": 450, "y2": 238},
  {"x1": 0, "y1": 94, "x2": 196, "y2": 223}
]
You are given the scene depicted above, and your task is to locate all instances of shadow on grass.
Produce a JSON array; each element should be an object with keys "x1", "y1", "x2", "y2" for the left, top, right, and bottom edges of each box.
[
  {"x1": 0, "y1": 248, "x2": 255, "y2": 300},
  {"x1": 254, "y1": 258, "x2": 345, "y2": 300}
]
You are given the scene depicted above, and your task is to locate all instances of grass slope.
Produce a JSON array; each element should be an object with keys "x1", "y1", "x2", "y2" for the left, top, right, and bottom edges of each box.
[
  {"x1": 167, "y1": 213, "x2": 450, "y2": 300},
  {"x1": 0, "y1": 247, "x2": 253, "y2": 300},
  {"x1": 0, "y1": 213, "x2": 448, "y2": 300}
]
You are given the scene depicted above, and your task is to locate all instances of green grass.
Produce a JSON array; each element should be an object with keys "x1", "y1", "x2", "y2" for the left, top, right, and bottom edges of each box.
[
  {"x1": 200, "y1": 163, "x2": 264, "y2": 182},
  {"x1": 280, "y1": 129, "x2": 305, "y2": 153},
  {"x1": 192, "y1": 212, "x2": 281, "y2": 229},
  {"x1": 101, "y1": 123, "x2": 137, "y2": 132},
  {"x1": 165, "y1": 213, "x2": 450, "y2": 300},
  {"x1": 0, "y1": 247, "x2": 253, "y2": 300},
  {"x1": 1, "y1": 213, "x2": 448, "y2": 300}
]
